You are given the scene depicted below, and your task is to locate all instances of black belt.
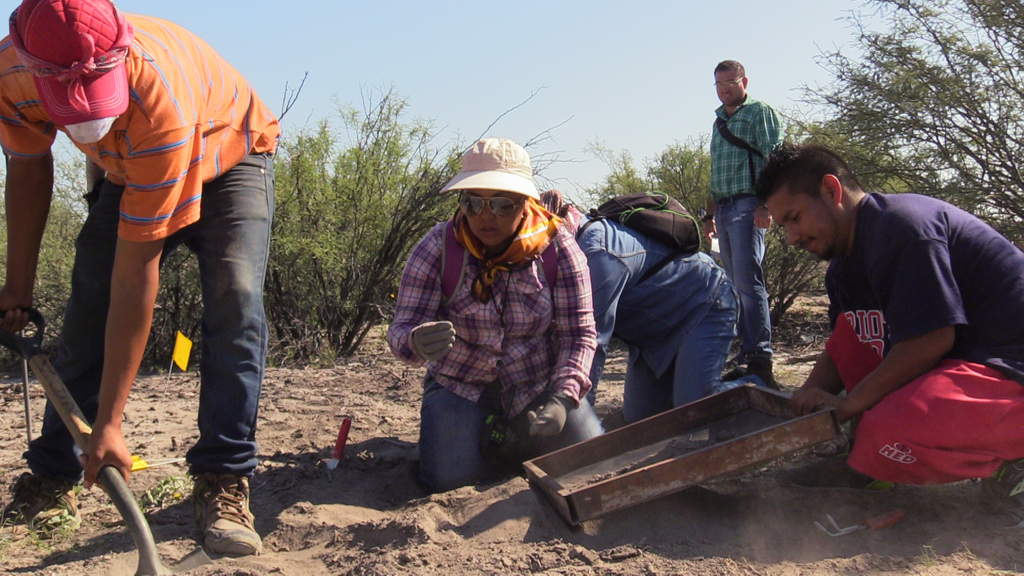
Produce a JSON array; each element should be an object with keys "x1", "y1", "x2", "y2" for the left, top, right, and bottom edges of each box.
[{"x1": 715, "y1": 193, "x2": 756, "y2": 206}]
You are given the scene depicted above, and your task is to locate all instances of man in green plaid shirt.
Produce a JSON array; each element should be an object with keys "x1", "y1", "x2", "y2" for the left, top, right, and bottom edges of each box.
[{"x1": 703, "y1": 60, "x2": 784, "y2": 387}]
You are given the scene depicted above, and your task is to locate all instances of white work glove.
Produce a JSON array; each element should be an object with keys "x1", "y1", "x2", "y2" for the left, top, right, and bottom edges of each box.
[
  {"x1": 527, "y1": 392, "x2": 575, "y2": 437},
  {"x1": 409, "y1": 321, "x2": 455, "y2": 362}
]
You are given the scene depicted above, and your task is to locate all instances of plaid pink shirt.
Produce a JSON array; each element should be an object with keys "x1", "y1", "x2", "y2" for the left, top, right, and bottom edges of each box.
[{"x1": 388, "y1": 221, "x2": 596, "y2": 417}]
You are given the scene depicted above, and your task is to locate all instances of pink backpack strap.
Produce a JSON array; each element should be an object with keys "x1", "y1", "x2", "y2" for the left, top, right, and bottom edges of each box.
[
  {"x1": 441, "y1": 221, "x2": 468, "y2": 302},
  {"x1": 539, "y1": 241, "x2": 558, "y2": 288}
]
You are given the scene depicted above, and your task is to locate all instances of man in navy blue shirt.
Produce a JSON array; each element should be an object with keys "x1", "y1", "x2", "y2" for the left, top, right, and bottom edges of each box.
[
  {"x1": 756, "y1": 143, "x2": 1024, "y2": 526},
  {"x1": 541, "y1": 191, "x2": 741, "y2": 422}
]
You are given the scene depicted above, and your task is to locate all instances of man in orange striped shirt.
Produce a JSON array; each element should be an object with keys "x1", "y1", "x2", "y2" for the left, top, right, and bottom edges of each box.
[{"x1": 0, "y1": 0, "x2": 278, "y2": 555}]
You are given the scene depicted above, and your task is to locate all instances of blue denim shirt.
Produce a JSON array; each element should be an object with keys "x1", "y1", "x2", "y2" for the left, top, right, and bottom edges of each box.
[{"x1": 576, "y1": 217, "x2": 731, "y2": 384}]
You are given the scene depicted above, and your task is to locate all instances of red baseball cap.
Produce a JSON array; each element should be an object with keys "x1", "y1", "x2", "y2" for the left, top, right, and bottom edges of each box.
[{"x1": 9, "y1": 0, "x2": 134, "y2": 125}]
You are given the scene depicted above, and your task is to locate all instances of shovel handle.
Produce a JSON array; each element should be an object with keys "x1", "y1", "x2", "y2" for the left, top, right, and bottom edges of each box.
[
  {"x1": 27, "y1": 354, "x2": 94, "y2": 448},
  {"x1": 26, "y1": 353, "x2": 170, "y2": 575}
]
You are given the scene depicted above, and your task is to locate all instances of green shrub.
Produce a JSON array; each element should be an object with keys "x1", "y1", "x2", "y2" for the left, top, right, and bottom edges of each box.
[{"x1": 266, "y1": 90, "x2": 459, "y2": 363}]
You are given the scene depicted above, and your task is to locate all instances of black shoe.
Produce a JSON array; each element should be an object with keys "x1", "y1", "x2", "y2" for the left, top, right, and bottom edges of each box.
[
  {"x1": 720, "y1": 352, "x2": 750, "y2": 382},
  {"x1": 720, "y1": 364, "x2": 748, "y2": 383},
  {"x1": 745, "y1": 356, "x2": 780, "y2": 390},
  {"x1": 724, "y1": 353, "x2": 746, "y2": 372}
]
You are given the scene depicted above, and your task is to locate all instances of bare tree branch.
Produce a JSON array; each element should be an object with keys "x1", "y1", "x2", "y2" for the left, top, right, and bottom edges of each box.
[
  {"x1": 279, "y1": 71, "x2": 310, "y2": 122},
  {"x1": 523, "y1": 115, "x2": 574, "y2": 149},
  {"x1": 469, "y1": 86, "x2": 547, "y2": 149}
]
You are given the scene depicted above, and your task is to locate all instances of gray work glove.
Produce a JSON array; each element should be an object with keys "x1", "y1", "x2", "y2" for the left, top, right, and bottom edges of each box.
[
  {"x1": 527, "y1": 392, "x2": 575, "y2": 437},
  {"x1": 409, "y1": 321, "x2": 455, "y2": 362}
]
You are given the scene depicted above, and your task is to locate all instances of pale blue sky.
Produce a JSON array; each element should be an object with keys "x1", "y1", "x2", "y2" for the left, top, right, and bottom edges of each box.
[{"x1": 84, "y1": 1, "x2": 871, "y2": 194}]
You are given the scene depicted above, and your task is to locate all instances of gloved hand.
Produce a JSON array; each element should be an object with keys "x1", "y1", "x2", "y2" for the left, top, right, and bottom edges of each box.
[
  {"x1": 527, "y1": 392, "x2": 575, "y2": 437},
  {"x1": 409, "y1": 321, "x2": 455, "y2": 361}
]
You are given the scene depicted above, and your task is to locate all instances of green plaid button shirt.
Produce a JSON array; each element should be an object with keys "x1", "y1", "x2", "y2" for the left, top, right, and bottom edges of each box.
[{"x1": 709, "y1": 97, "x2": 784, "y2": 201}]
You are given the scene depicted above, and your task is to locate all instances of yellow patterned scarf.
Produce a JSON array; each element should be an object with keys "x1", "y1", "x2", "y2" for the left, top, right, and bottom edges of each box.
[{"x1": 455, "y1": 199, "x2": 562, "y2": 303}]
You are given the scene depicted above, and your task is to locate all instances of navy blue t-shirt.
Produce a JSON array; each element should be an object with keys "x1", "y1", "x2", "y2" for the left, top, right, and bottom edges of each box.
[{"x1": 825, "y1": 193, "x2": 1024, "y2": 382}]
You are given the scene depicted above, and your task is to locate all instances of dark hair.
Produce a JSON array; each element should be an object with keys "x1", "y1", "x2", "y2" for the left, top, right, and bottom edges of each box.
[
  {"x1": 714, "y1": 60, "x2": 745, "y2": 76},
  {"x1": 755, "y1": 143, "x2": 862, "y2": 202}
]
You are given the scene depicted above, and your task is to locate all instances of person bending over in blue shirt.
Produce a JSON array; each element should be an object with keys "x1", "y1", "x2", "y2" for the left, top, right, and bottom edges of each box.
[{"x1": 542, "y1": 191, "x2": 749, "y2": 423}]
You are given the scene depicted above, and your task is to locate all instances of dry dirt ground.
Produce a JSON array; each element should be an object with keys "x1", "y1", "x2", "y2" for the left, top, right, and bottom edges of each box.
[{"x1": 0, "y1": 298, "x2": 1021, "y2": 575}]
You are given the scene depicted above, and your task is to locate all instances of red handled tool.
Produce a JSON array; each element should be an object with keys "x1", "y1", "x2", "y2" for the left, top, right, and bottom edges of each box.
[
  {"x1": 324, "y1": 417, "x2": 352, "y2": 479},
  {"x1": 815, "y1": 509, "x2": 906, "y2": 537}
]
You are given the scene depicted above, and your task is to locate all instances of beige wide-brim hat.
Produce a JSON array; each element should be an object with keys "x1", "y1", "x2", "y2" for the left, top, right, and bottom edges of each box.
[{"x1": 440, "y1": 138, "x2": 540, "y2": 200}]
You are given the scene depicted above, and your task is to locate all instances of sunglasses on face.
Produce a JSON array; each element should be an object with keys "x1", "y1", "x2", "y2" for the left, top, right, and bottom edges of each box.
[
  {"x1": 459, "y1": 194, "x2": 524, "y2": 217},
  {"x1": 713, "y1": 77, "x2": 744, "y2": 88}
]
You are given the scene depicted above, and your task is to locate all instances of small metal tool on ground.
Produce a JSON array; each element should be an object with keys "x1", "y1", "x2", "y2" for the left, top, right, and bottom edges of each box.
[{"x1": 815, "y1": 509, "x2": 906, "y2": 537}]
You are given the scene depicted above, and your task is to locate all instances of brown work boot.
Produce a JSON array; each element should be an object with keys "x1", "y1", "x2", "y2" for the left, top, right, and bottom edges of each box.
[
  {"x1": 193, "y1": 473, "x2": 262, "y2": 556},
  {"x1": 1, "y1": 472, "x2": 81, "y2": 533}
]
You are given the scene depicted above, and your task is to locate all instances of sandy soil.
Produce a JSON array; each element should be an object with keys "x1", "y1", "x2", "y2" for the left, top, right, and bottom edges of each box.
[{"x1": 1, "y1": 315, "x2": 1021, "y2": 575}]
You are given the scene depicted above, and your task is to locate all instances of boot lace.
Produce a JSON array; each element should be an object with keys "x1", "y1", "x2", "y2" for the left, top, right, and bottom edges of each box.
[{"x1": 200, "y1": 475, "x2": 251, "y2": 526}]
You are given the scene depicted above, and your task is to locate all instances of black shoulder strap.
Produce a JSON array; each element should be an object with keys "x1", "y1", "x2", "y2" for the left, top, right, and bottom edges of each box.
[
  {"x1": 715, "y1": 117, "x2": 763, "y2": 187},
  {"x1": 715, "y1": 117, "x2": 763, "y2": 158}
]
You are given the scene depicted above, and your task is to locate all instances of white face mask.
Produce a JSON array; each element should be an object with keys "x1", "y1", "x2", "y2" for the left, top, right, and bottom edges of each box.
[{"x1": 65, "y1": 117, "x2": 117, "y2": 144}]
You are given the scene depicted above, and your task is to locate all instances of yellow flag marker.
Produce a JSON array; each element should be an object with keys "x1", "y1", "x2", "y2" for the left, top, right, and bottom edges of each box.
[
  {"x1": 171, "y1": 331, "x2": 192, "y2": 372},
  {"x1": 130, "y1": 455, "x2": 186, "y2": 472}
]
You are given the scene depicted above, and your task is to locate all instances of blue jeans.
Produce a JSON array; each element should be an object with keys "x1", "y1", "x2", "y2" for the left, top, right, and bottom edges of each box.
[
  {"x1": 26, "y1": 154, "x2": 274, "y2": 480},
  {"x1": 715, "y1": 195, "x2": 771, "y2": 361},
  {"x1": 622, "y1": 284, "x2": 737, "y2": 422},
  {"x1": 417, "y1": 377, "x2": 603, "y2": 492}
]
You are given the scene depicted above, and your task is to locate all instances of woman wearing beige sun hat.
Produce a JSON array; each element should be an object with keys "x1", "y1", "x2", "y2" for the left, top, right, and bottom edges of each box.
[{"x1": 387, "y1": 138, "x2": 602, "y2": 492}]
